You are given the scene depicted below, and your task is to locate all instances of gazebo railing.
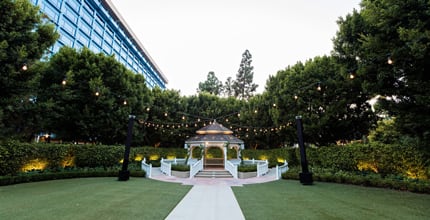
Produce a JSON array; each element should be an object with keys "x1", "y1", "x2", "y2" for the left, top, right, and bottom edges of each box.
[
  {"x1": 160, "y1": 158, "x2": 171, "y2": 176},
  {"x1": 276, "y1": 161, "x2": 289, "y2": 180},
  {"x1": 225, "y1": 160, "x2": 238, "y2": 179},
  {"x1": 257, "y1": 160, "x2": 269, "y2": 177},
  {"x1": 141, "y1": 158, "x2": 152, "y2": 178},
  {"x1": 189, "y1": 159, "x2": 203, "y2": 178}
]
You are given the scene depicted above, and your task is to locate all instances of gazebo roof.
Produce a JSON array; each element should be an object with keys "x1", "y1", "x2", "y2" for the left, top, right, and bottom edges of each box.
[
  {"x1": 185, "y1": 121, "x2": 244, "y2": 144},
  {"x1": 195, "y1": 121, "x2": 233, "y2": 135},
  {"x1": 185, "y1": 133, "x2": 244, "y2": 144}
]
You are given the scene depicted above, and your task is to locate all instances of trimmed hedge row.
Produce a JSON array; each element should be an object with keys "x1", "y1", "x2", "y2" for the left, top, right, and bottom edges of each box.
[
  {"x1": 242, "y1": 143, "x2": 429, "y2": 179},
  {"x1": 283, "y1": 166, "x2": 430, "y2": 194},
  {"x1": 0, "y1": 168, "x2": 145, "y2": 186},
  {"x1": 0, "y1": 141, "x2": 187, "y2": 176},
  {"x1": 241, "y1": 148, "x2": 298, "y2": 168}
]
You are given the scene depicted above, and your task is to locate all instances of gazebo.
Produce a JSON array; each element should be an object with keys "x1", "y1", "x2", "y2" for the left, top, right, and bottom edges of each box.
[{"x1": 185, "y1": 120, "x2": 244, "y2": 169}]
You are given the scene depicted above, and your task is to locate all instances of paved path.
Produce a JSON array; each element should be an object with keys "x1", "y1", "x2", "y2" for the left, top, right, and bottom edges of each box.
[
  {"x1": 165, "y1": 185, "x2": 245, "y2": 220},
  {"x1": 150, "y1": 167, "x2": 278, "y2": 220}
]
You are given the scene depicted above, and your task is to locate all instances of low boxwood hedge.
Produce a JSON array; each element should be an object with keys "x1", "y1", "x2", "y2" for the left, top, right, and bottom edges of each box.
[
  {"x1": 0, "y1": 167, "x2": 145, "y2": 186},
  {"x1": 171, "y1": 164, "x2": 190, "y2": 171},
  {"x1": 282, "y1": 166, "x2": 430, "y2": 194},
  {"x1": 238, "y1": 164, "x2": 257, "y2": 172}
]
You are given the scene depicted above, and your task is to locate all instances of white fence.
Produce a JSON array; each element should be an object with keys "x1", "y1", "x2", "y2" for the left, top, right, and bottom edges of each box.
[
  {"x1": 242, "y1": 159, "x2": 270, "y2": 177},
  {"x1": 257, "y1": 160, "x2": 269, "y2": 177},
  {"x1": 141, "y1": 158, "x2": 152, "y2": 178},
  {"x1": 160, "y1": 158, "x2": 172, "y2": 176},
  {"x1": 225, "y1": 160, "x2": 238, "y2": 179},
  {"x1": 276, "y1": 161, "x2": 289, "y2": 180},
  {"x1": 189, "y1": 159, "x2": 203, "y2": 178}
]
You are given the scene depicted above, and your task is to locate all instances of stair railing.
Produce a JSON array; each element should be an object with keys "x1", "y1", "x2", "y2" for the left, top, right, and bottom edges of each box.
[
  {"x1": 225, "y1": 160, "x2": 238, "y2": 179},
  {"x1": 189, "y1": 159, "x2": 203, "y2": 179}
]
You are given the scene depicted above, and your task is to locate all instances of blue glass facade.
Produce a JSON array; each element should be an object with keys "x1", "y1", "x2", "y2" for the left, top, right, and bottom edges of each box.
[{"x1": 30, "y1": 0, "x2": 168, "y2": 89}]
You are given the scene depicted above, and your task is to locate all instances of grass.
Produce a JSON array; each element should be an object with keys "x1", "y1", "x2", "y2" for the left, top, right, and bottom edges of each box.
[
  {"x1": 0, "y1": 177, "x2": 191, "y2": 220},
  {"x1": 233, "y1": 180, "x2": 430, "y2": 220}
]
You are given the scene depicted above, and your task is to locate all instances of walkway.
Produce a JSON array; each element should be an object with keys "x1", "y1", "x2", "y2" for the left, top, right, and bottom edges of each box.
[
  {"x1": 165, "y1": 185, "x2": 245, "y2": 220},
  {"x1": 150, "y1": 167, "x2": 278, "y2": 220}
]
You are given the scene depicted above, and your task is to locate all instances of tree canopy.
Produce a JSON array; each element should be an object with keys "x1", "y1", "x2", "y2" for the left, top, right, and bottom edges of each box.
[
  {"x1": 1, "y1": 0, "x2": 428, "y2": 151},
  {"x1": 0, "y1": 0, "x2": 58, "y2": 139},
  {"x1": 333, "y1": 0, "x2": 430, "y2": 145},
  {"x1": 197, "y1": 71, "x2": 223, "y2": 95}
]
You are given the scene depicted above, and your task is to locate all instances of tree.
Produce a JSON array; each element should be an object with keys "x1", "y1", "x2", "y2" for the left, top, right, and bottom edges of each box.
[
  {"x1": 233, "y1": 49, "x2": 258, "y2": 100},
  {"x1": 333, "y1": 0, "x2": 430, "y2": 146},
  {"x1": 197, "y1": 71, "x2": 223, "y2": 95},
  {"x1": 37, "y1": 47, "x2": 151, "y2": 144},
  {"x1": 265, "y1": 56, "x2": 376, "y2": 146},
  {"x1": 0, "y1": 0, "x2": 58, "y2": 140},
  {"x1": 223, "y1": 76, "x2": 234, "y2": 97}
]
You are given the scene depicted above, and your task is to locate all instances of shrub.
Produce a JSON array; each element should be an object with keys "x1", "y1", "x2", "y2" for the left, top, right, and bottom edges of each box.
[
  {"x1": 171, "y1": 164, "x2": 190, "y2": 171},
  {"x1": 283, "y1": 166, "x2": 430, "y2": 193},
  {"x1": 238, "y1": 164, "x2": 257, "y2": 172}
]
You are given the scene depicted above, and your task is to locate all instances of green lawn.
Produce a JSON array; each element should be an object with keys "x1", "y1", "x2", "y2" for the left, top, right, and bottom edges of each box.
[
  {"x1": 233, "y1": 180, "x2": 430, "y2": 220},
  {"x1": 0, "y1": 177, "x2": 191, "y2": 220}
]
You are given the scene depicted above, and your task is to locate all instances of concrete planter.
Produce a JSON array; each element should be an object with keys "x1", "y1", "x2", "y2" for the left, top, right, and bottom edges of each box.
[
  {"x1": 238, "y1": 171, "x2": 257, "y2": 179},
  {"x1": 171, "y1": 170, "x2": 190, "y2": 178}
]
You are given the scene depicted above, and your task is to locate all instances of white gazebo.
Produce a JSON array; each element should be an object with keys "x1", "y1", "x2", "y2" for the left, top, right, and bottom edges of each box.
[{"x1": 184, "y1": 120, "x2": 244, "y2": 169}]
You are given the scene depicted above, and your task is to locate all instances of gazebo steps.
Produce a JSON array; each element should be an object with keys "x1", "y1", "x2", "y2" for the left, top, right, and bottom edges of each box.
[{"x1": 195, "y1": 170, "x2": 233, "y2": 178}]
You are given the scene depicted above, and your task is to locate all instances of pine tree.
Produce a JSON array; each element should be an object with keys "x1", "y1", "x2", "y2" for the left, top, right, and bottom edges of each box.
[
  {"x1": 223, "y1": 76, "x2": 234, "y2": 97},
  {"x1": 233, "y1": 49, "x2": 258, "y2": 100},
  {"x1": 197, "y1": 71, "x2": 223, "y2": 95}
]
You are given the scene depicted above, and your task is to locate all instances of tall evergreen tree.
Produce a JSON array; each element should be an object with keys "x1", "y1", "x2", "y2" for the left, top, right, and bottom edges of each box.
[
  {"x1": 233, "y1": 49, "x2": 258, "y2": 100},
  {"x1": 223, "y1": 76, "x2": 234, "y2": 97},
  {"x1": 197, "y1": 71, "x2": 223, "y2": 95}
]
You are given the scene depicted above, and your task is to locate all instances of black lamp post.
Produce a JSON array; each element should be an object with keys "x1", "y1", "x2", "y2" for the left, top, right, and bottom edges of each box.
[
  {"x1": 296, "y1": 115, "x2": 313, "y2": 185},
  {"x1": 118, "y1": 115, "x2": 136, "y2": 181}
]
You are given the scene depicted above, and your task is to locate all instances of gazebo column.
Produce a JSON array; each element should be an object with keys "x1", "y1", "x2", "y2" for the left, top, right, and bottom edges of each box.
[{"x1": 224, "y1": 145, "x2": 228, "y2": 162}]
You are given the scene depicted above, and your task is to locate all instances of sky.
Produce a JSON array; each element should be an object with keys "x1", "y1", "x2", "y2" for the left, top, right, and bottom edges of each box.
[{"x1": 111, "y1": 0, "x2": 361, "y2": 96}]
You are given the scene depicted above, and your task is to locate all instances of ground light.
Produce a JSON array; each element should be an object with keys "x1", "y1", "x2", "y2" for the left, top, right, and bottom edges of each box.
[
  {"x1": 118, "y1": 115, "x2": 136, "y2": 181},
  {"x1": 295, "y1": 115, "x2": 313, "y2": 185}
]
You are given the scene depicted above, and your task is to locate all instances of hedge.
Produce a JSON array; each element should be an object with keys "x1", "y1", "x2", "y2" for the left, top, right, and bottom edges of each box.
[
  {"x1": 283, "y1": 166, "x2": 430, "y2": 194},
  {"x1": 0, "y1": 168, "x2": 145, "y2": 186},
  {"x1": 0, "y1": 142, "x2": 187, "y2": 176},
  {"x1": 241, "y1": 143, "x2": 429, "y2": 180}
]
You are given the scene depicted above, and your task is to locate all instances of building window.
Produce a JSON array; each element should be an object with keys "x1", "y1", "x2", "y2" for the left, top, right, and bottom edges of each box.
[
  {"x1": 59, "y1": 32, "x2": 74, "y2": 47},
  {"x1": 42, "y1": 3, "x2": 60, "y2": 23},
  {"x1": 66, "y1": 0, "x2": 80, "y2": 13},
  {"x1": 47, "y1": 0, "x2": 61, "y2": 8},
  {"x1": 81, "y1": 7, "x2": 93, "y2": 25},
  {"x1": 63, "y1": 5, "x2": 78, "y2": 24},
  {"x1": 77, "y1": 31, "x2": 90, "y2": 47},
  {"x1": 60, "y1": 18, "x2": 76, "y2": 36},
  {"x1": 92, "y1": 33, "x2": 102, "y2": 47},
  {"x1": 78, "y1": 20, "x2": 91, "y2": 36}
]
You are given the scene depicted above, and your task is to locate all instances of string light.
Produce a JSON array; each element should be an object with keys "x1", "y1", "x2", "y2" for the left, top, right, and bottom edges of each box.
[
  {"x1": 317, "y1": 83, "x2": 322, "y2": 91},
  {"x1": 387, "y1": 57, "x2": 393, "y2": 65},
  {"x1": 349, "y1": 73, "x2": 355, "y2": 79},
  {"x1": 22, "y1": 64, "x2": 28, "y2": 71},
  {"x1": 62, "y1": 78, "x2": 67, "y2": 86}
]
